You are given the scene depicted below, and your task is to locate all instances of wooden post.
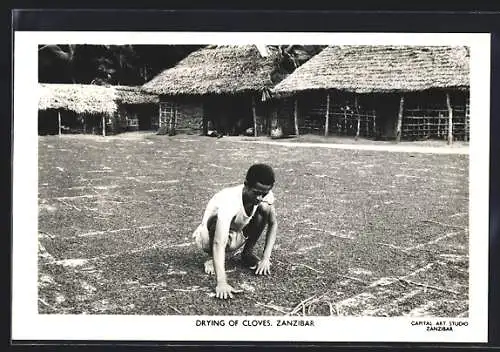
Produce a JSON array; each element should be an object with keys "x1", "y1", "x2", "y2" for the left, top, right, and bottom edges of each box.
[
  {"x1": 173, "y1": 106, "x2": 177, "y2": 135},
  {"x1": 446, "y1": 92, "x2": 453, "y2": 145},
  {"x1": 202, "y1": 102, "x2": 208, "y2": 136},
  {"x1": 396, "y1": 95, "x2": 405, "y2": 143},
  {"x1": 365, "y1": 113, "x2": 369, "y2": 136},
  {"x1": 158, "y1": 102, "x2": 162, "y2": 128},
  {"x1": 57, "y1": 111, "x2": 62, "y2": 136},
  {"x1": 324, "y1": 93, "x2": 330, "y2": 136},
  {"x1": 265, "y1": 107, "x2": 269, "y2": 136},
  {"x1": 355, "y1": 95, "x2": 361, "y2": 140},
  {"x1": 294, "y1": 98, "x2": 299, "y2": 136},
  {"x1": 252, "y1": 96, "x2": 258, "y2": 137},
  {"x1": 437, "y1": 113, "x2": 441, "y2": 137},
  {"x1": 343, "y1": 108, "x2": 347, "y2": 135},
  {"x1": 464, "y1": 108, "x2": 469, "y2": 142},
  {"x1": 102, "y1": 115, "x2": 106, "y2": 137}
]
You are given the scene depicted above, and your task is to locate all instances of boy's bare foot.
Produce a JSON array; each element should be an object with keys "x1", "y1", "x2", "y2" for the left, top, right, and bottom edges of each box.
[
  {"x1": 241, "y1": 253, "x2": 260, "y2": 269},
  {"x1": 204, "y1": 259, "x2": 215, "y2": 275}
]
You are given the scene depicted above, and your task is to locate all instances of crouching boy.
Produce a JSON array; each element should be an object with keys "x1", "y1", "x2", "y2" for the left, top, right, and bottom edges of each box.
[{"x1": 192, "y1": 163, "x2": 278, "y2": 300}]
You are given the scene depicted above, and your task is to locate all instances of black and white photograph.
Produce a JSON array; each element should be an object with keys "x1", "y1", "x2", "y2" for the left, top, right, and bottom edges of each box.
[{"x1": 12, "y1": 31, "x2": 490, "y2": 343}]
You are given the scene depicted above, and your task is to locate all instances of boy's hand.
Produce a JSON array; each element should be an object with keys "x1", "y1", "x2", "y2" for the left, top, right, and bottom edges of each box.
[
  {"x1": 255, "y1": 258, "x2": 271, "y2": 275},
  {"x1": 215, "y1": 283, "x2": 243, "y2": 299}
]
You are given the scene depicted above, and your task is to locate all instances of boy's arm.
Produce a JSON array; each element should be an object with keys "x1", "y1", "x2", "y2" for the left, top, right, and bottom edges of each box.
[
  {"x1": 212, "y1": 215, "x2": 242, "y2": 299},
  {"x1": 255, "y1": 204, "x2": 277, "y2": 275},
  {"x1": 212, "y1": 218, "x2": 230, "y2": 285},
  {"x1": 261, "y1": 204, "x2": 278, "y2": 260}
]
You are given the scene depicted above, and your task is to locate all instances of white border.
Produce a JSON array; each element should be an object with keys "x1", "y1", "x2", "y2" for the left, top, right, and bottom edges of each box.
[{"x1": 12, "y1": 31, "x2": 490, "y2": 342}]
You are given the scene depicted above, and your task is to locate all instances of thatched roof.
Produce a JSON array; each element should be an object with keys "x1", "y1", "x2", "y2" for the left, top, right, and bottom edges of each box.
[
  {"x1": 272, "y1": 46, "x2": 470, "y2": 95},
  {"x1": 141, "y1": 45, "x2": 278, "y2": 96},
  {"x1": 38, "y1": 83, "x2": 118, "y2": 114},
  {"x1": 114, "y1": 85, "x2": 159, "y2": 104},
  {"x1": 39, "y1": 84, "x2": 160, "y2": 114}
]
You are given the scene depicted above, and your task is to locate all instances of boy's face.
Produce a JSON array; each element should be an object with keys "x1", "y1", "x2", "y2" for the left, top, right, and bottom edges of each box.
[{"x1": 243, "y1": 181, "x2": 273, "y2": 206}]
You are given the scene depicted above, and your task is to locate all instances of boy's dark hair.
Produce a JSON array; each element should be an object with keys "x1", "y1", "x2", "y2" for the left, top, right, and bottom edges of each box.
[{"x1": 245, "y1": 163, "x2": 275, "y2": 187}]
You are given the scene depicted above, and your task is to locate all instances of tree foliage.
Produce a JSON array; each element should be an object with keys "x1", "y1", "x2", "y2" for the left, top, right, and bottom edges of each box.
[
  {"x1": 38, "y1": 44, "x2": 204, "y2": 85},
  {"x1": 38, "y1": 44, "x2": 326, "y2": 86},
  {"x1": 267, "y1": 45, "x2": 326, "y2": 84}
]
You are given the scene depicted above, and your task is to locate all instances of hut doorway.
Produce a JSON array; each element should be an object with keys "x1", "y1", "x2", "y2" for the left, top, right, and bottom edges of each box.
[
  {"x1": 366, "y1": 93, "x2": 401, "y2": 140},
  {"x1": 204, "y1": 95, "x2": 253, "y2": 136},
  {"x1": 138, "y1": 106, "x2": 155, "y2": 131},
  {"x1": 132, "y1": 104, "x2": 157, "y2": 131}
]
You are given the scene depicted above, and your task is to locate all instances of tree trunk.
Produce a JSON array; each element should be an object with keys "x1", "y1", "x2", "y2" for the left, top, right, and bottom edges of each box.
[{"x1": 396, "y1": 95, "x2": 405, "y2": 143}]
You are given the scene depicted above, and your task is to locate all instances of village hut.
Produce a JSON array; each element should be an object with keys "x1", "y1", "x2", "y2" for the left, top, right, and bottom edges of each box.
[
  {"x1": 272, "y1": 46, "x2": 470, "y2": 143},
  {"x1": 38, "y1": 83, "x2": 117, "y2": 136},
  {"x1": 38, "y1": 84, "x2": 160, "y2": 136},
  {"x1": 113, "y1": 86, "x2": 160, "y2": 132},
  {"x1": 141, "y1": 45, "x2": 282, "y2": 136}
]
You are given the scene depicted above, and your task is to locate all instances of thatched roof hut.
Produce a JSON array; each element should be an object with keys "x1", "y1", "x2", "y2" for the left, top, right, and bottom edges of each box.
[
  {"x1": 38, "y1": 84, "x2": 161, "y2": 135},
  {"x1": 114, "y1": 85, "x2": 159, "y2": 105},
  {"x1": 272, "y1": 45, "x2": 470, "y2": 95},
  {"x1": 141, "y1": 45, "x2": 279, "y2": 96},
  {"x1": 39, "y1": 84, "x2": 160, "y2": 114},
  {"x1": 38, "y1": 83, "x2": 118, "y2": 114}
]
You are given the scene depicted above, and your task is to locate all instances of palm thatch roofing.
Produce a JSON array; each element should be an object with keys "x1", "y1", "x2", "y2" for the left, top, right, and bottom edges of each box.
[
  {"x1": 114, "y1": 85, "x2": 159, "y2": 104},
  {"x1": 38, "y1": 83, "x2": 118, "y2": 114},
  {"x1": 39, "y1": 84, "x2": 160, "y2": 115},
  {"x1": 141, "y1": 45, "x2": 279, "y2": 96},
  {"x1": 272, "y1": 45, "x2": 470, "y2": 95}
]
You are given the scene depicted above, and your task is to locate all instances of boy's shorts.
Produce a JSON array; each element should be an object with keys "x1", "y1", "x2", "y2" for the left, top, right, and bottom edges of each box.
[{"x1": 192, "y1": 223, "x2": 247, "y2": 254}]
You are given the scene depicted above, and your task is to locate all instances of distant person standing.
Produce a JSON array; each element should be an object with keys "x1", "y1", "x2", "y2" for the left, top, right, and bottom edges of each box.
[{"x1": 192, "y1": 163, "x2": 278, "y2": 299}]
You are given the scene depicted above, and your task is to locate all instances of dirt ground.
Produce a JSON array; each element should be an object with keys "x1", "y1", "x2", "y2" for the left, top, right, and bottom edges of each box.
[{"x1": 38, "y1": 133, "x2": 469, "y2": 316}]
